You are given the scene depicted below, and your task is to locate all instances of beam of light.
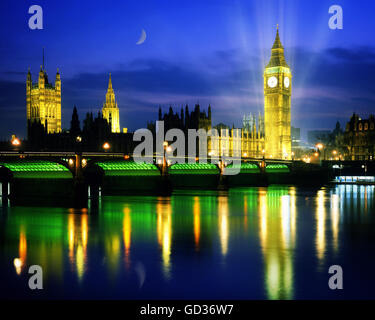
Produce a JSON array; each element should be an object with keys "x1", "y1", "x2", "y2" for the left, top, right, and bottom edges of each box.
[
  {"x1": 193, "y1": 197, "x2": 200, "y2": 251},
  {"x1": 123, "y1": 206, "x2": 132, "y2": 269}
]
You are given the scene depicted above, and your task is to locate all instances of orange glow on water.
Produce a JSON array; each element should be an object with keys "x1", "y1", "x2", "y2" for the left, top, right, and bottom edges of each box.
[{"x1": 193, "y1": 197, "x2": 200, "y2": 251}]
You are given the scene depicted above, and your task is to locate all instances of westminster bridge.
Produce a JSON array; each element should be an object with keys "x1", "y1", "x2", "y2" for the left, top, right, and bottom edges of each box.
[{"x1": 0, "y1": 151, "x2": 355, "y2": 207}]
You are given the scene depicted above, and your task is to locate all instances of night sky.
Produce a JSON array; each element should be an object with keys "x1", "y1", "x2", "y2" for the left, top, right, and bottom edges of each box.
[{"x1": 1, "y1": 0, "x2": 375, "y2": 139}]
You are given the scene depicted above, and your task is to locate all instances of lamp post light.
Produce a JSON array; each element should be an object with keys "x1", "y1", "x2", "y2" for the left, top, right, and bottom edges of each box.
[
  {"x1": 362, "y1": 164, "x2": 368, "y2": 176},
  {"x1": 11, "y1": 138, "x2": 21, "y2": 146},
  {"x1": 103, "y1": 142, "x2": 110, "y2": 152},
  {"x1": 316, "y1": 143, "x2": 325, "y2": 161},
  {"x1": 11, "y1": 136, "x2": 21, "y2": 151}
]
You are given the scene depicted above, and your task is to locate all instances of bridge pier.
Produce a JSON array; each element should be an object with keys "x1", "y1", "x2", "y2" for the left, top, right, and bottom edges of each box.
[
  {"x1": 259, "y1": 158, "x2": 268, "y2": 186},
  {"x1": 73, "y1": 153, "x2": 88, "y2": 208},
  {"x1": 1, "y1": 181, "x2": 9, "y2": 208},
  {"x1": 217, "y1": 161, "x2": 229, "y2": 191},
  {"x1": 159, "y1": 157, "x2": 172, "y2": 195},
  {"x1": 1, "y1": 181, "x2": 9, "y2": 199},
  {"x1": 155, "y1": 147, "x2": 173, "y2": 196}
]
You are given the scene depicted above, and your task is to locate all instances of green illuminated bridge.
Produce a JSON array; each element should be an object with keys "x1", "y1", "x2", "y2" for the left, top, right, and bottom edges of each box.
[{"x1": 0, "y1": 152, "x2": 330, "y2": 206}]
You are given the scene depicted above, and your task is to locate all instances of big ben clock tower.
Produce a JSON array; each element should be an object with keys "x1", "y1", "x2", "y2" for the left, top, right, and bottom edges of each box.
[{"x1": 264, "y1": 25, "x2": 292, "y2": 159}]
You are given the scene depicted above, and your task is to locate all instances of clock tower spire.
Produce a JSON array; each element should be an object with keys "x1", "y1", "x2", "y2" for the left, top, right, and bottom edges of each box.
[{"x1": 264, "y1": 26, "x2": 292, "y2": 159}]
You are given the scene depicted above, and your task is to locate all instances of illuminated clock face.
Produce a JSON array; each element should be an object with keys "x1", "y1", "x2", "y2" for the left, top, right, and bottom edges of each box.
[
  {"x1": 284, "y1": 76, "x2": 290, "y2": 88},
  {"x1": 267, "y1": 76, "x2": 278, "y2": 88}
]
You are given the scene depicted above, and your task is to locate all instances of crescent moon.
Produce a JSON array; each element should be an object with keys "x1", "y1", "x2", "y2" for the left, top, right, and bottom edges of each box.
[{"x1": 136, "y1": 29, "x2": 147, "y2": 45}]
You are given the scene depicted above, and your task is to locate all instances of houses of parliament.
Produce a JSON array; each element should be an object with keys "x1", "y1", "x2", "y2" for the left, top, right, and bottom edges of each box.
[
  {"x1": 26, "y1": 63, "x2": 121, "y2": 136},
  {"x1": 25, "y1": 27, "x2": 292, "y2": 159}
]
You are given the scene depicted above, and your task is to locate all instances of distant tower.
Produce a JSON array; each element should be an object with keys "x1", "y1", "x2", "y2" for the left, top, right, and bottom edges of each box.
[
  {"x1": 102, "y1": 73, "x2": 120, "y2": 133},
  {"x1": 70, "y1": 105, "x2": 81, "y2": 137},
  {"x1": 26, "y1": 53, "x2": 62, "y2": 134},
  {"x1": 264, "y1": 25, "x2": 292, "y2": 159}
]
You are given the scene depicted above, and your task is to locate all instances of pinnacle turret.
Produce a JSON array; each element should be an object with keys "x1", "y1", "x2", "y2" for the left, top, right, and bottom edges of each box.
[{"x1": 266, "y1": 25, "x2": 289, "y2": 68}]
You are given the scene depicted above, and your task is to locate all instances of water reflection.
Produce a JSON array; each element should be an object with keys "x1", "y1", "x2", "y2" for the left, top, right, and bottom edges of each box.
[
  {"x1": 258, "y1": 187, "x2": 295, "y2": 300},
  {"x1": 218, "y1": 195, "x2": 229, "y2": 257},
  {"x1": 316, "y1": 190, "x2": 326, "y2": 266},
  {"x1": 68, "y1": 209, "x2": 89, "y2": 281},
  {"x1": 330, "y1": 194, "x2": 340, "y2": 253},
  {"x1": 14, "y1": 228, "x2": 27, "y2": 275},
  {"x1": 193, "y1": 197, "x2": 200, "y2": 251},
  {"x1": 1, "y1": 185, "x2": 375, "y2": 299},
  {"x1": 123, "y1": 206, "x2": 131, "y2": 269},
  {"x1": 156, "y1": 197, "x2": 172, "y2": 280}
]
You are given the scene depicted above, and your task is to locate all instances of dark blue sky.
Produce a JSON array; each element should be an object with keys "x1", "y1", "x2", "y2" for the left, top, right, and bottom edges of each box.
[{"x1": 1, "y1": 0, "x2": 375, "y2": 139}]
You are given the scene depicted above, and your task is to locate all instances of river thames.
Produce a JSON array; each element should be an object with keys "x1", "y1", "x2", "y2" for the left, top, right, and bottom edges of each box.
[{"x1": 0, "y1": 184, "x2": 374, "y2": 299}]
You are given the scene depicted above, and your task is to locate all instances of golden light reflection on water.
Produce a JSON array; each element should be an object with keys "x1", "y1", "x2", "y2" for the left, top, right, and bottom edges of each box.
[
  {"x1": 259, "y1": 189, "x2": 267, "y2": 252},
  {"x1": 68, "y1": 214, "x2": 74, "y2": 264},
  {"x1": 218, "y1": 195, "x2": 229, "y2": 257},
  {"x1": 123, "y1": 206, "x2": 131, "y2": 269},
  {"x1": 14, "y1": 228, "x2": 27, "y2": 275},
  {"x1": 290, "y1": 187, "x2": 297, "y2": 246},
  {"x1": 6, "y1": 184, "x2": 373, "y2": 298},
  {"x1": 157, "y1": 198, "x2": 172, "y2": 279},
  {"x1": 67, "y1": 209, "x2": 89, "y2": 281},
  {"x1": 193, "y1": 197, "x2": 200, "y2": 251},
  {"x1": 259, "y1": 187, "x2": 295, "y2": 300},
  {"x1": 316, "y1": 190, "x2": 326, "y2": 265},
  {"x1": 330, "y1": 194, "x2": 340, "y2": 252}
]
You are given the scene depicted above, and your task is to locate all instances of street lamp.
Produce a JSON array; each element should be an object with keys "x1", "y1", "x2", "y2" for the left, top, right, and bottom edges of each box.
[
  {"x1": 316, "y1": 143, "x2": 325, "y2": 160},
  {"x1": 103, "y1": 142, "x2": 110, "y2": 151},
  {"x1": 11, "y1": 138, "x2": 21, "y2": 146}
]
